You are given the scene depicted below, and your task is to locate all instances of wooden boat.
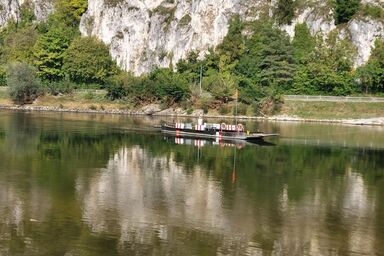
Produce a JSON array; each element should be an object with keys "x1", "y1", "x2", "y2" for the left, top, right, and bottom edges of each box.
[{"x1": 161, "y1": 118, "x2": 278, "y2": 142}]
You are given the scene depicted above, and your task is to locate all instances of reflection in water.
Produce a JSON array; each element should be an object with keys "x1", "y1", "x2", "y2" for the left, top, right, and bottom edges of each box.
[
  {"x1": 0, "y1": 111, "x2": 384, "y2": 255},
  {"x1": 77, "y1": 146, "x2": 236, "y2": 253},
  {"x1": 77, "y1": 145, "x2": 380, "y2": 255}
]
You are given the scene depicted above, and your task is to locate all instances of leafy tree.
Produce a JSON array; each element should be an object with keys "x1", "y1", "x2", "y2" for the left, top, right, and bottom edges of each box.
[
  {"x1": 203, "y1": 70, "x2": 236, "y2": 103},
  {"x1": 357, "y1": 40, "x2": 384, "y2": 93},
  {"x1": 63, "y1": 36, "x2": 116, "y2": 84},
  {"x1": 292, "y1": 23, "x2": 315, "y2": 64},
  {"x1": 7, "y1": 62, "x2": 43, "y2": 104},
  {"x1": 176, "y1": 51, "x2": 201, "y2": 84},
  {"x1": 216, "y1": 15, "x2": 245, "y2": 71},
  {"x1": 275, "y1": 0, "x2": 295, "y2": 25},
  {"x1": 33, "y1": 26, "x2": 73, "y2": 81},
  {"x1": 237, "y1": 21, "x2": 295, "y2": 90},
  {"x1": 149, "y1": 68, "x2": 190, "y2": 104},
  {"x1": 2, "y1": 26, "x2": 38, "y2": 64},
  {"x1": 334, "y1": 0, "x2": 361, "y2": 24},
  {"x1": 292, "y1": 33, "x2": 356, "y2": 95},
  {"x1": 292, "y1": 62, "x2": 353, "y2": 95},
  {"x1": 107, "y1": 68, "x2": 190, "y2": 105},
  {"x1": 53, "y1": 0, "x2": 88, "y2": 27}
]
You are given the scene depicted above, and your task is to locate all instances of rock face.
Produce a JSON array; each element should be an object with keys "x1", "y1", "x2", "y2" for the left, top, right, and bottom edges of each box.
[
  {"x1": 0, "y1": 0, "x2": 53, "y2": 27},
  {"x1": 80, "y1": 0, "x2": 384, "y2": 75},
  {"x1": 80, "y1": 0, "x2": 248, "y2": 75},
  {"x1": 1, "y1": 0, "x2": 383, "y2": 74}
]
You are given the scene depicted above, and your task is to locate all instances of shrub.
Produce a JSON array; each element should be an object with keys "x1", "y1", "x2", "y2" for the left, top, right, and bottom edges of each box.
[
  {"x1": 219, "y1": 105, "x2": 231, "y2": 115},
  {"x1": 45, "y1": 79, "x2": 74, "y2": 95},
  {"x1": 106, "y1": 72, "x2": 135, "y2": 100},
  {"x1": 234, "y1": 103, "x2": 248, "y2": 115},
  {"x1": 7, "y1": 63, "x2": 43, "y2": 104}
]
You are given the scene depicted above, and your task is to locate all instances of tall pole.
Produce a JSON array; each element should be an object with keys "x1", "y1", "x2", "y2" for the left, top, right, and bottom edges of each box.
[
  {"x1": 199, "y1": 65, "x2": 203, "y2": 95},
  {"x1": 235, "y1": 89, "x2": 238, "y2": 126}
]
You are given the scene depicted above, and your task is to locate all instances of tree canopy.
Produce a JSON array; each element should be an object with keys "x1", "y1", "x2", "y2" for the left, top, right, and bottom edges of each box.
[{"x1": 63, "y1": 36, "x2": 116, "y2": 84}]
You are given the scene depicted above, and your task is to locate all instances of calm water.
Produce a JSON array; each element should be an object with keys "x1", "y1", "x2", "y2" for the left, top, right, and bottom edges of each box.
[{"x1": 0, "y1": 111, "x2": 384, "y2": 255}]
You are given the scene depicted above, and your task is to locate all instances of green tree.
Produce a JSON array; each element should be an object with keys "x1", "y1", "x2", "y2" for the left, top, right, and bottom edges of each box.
[
  {"x1": 357, "y1": 40, "x2": 384, "y2": 93},
  {"x1": 237, "y1": 21, "x2": 295, "y2": 90},
  {"x1": 275, "y1": 0, "x2": 295, "y2": 25},
  {"x1": 149, "y1": 68, "x2": 190, "y2": 104},
  {"x1": 63, "y1": 36, "x2": 116, "y2": 84},
  {"x1": 203, "y1": 70, "x2": 236, "y2": 102},
  {"x1": 2, "y1": 26, "x2": 38, "y2": 64},
  {"x1": 53, "y1": 0, "x2": 88, "y2": 27},
  {"x1": 7, "y1": 62, "x2": 43, "y2": 104},
  {"x1": 334, "y1": 0, "x2": 361, "y2": 24},
  {"x1": 292, "y1": 33, "x2": 356, "y2": 95},
  {"x1": 292, "y1": 23, "x2": 315, "y2": 64},
  {"x1": 33, "y1": 26, "x2": 73, "y2": 81},
  {"x1": 216, "y1": 15, "x2": 245, "y2": 72}
]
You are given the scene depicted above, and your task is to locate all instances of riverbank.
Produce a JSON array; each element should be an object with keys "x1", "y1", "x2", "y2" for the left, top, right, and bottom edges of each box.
[
  {"x1": 1, "y1": 102, "x2": 384, "y2": 126},
  {"x1": 0, "y1": 87, "x2": 384, "y2": 126}
]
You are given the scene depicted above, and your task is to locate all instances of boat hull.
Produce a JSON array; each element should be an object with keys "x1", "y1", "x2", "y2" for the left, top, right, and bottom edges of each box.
[{"x1": 161, "y1": 125, "x2": 277, "y2": 141}]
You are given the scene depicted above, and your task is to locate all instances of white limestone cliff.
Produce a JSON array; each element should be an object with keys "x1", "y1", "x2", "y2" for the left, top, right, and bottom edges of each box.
[
  {"x1": 0, "y1": 0, "x2": 383, "y2": 74},
  {"x1": 0, "y1": 0, "x2": 53, "y2": 27},
  {"x1": 79, "y1": 0, "x2": 384, "y2": 75}
]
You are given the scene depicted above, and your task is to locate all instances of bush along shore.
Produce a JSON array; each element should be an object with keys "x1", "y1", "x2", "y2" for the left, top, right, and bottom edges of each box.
[
  {"x1": 0, "y1": 1, "x2": 384, "y2": 126},
  {"x1": 0, "y1": 88, "x2": 384, "y2": 126}
]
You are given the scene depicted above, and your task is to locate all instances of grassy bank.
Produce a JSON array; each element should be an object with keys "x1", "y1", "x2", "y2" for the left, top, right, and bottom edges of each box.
[
  {"x1": 280, "y1": 101, "x2": 384, "y2": 119},
  {"x1": 1, "y1": 87, "x2": 384, "y2": 121}
]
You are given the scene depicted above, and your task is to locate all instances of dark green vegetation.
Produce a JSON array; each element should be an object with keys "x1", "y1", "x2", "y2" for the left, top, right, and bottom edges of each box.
[
  {"x1": 275, "y1": 0, "x2": 295, "y2": 25},
  {"x1": 0, "y1": 0, "x2": 383, "y2": 112},
  {"x1": 334, "y1": 0, "x2": 361, "y2": 24},
  {"x1": 1, "y1": 112, "x2": 384, "y2": 255}
]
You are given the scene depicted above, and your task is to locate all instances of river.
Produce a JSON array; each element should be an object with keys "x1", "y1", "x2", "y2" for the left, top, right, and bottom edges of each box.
[{"x1": 0, "y1": 110, "x2": 383, "y2": 255}]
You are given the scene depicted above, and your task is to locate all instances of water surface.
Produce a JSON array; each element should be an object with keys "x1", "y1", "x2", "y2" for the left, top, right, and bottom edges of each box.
[{"x1": 0, "y1": 111, "x2": 384, "y2": 255}]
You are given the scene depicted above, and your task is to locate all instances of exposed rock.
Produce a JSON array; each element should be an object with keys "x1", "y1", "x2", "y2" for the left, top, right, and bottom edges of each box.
[
  {"x1": 0, "y1": 0, "x2": 383, "y2": 74},
  {"x1": 80, "y1": 0, "x2": 384, "y2": 75},
  {"x1": 0, "y1": 0, "x2": 53, "y2": 27},
  {"x1": 28, "y1": 0, "x2": 54, "y2": 21},
  {"x1": 141, "y1": 103, "x2": 161, "y2": 115},
  {"x1": 349, "y1": 18, "x2": 384, "y2": 66},
  {"x1": 0, "y1": 0, "x2": 19, "y2": 27}
]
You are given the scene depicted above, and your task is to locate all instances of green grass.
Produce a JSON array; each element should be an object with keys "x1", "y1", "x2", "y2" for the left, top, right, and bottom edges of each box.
[{"x1": 280, "y1": 101, "x2": 384, "y2": 119}]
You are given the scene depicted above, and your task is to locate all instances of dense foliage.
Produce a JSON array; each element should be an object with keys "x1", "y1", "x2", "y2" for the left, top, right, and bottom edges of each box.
[
  {"x1": 63, "y1": 37, "x2": 116, "y2": 84},
  {"x1": 33, "y1": 25, "x2": 73, "y2": 81},
  {"x1": 275, "y1": 0, "x2": 295, "y2": 25},
  {"x1": 0, "y1": 1, "x2": 383, "y2": 111},
  {"x1": 107, "y1": 68, "x2": 190, "y2": 105},
  {"x1": 7, "y1": 63, "x2": 43, "y2": 104},
  {"x1": 334, "y1": 0, "x2": 361, "y2": 24}
]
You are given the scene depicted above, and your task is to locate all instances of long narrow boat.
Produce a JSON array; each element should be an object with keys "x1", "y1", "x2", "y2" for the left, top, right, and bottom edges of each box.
[{"x1": 161, "y1": 119, "x2": 278, "y2": 142}]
